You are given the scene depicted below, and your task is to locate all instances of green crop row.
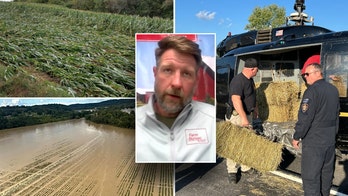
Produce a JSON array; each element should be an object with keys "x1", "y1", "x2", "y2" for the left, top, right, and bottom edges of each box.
[{"x1": 0, "y1": 2, "x2": 173, "y2": 97}]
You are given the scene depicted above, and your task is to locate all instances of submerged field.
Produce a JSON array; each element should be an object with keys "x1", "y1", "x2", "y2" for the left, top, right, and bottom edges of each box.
[
  {"x1": 0, "y1": 2, "x2": 173, "y2": 97},
  {"x1": 0, "y1": 119, "x2": 173, "y2": 195}
]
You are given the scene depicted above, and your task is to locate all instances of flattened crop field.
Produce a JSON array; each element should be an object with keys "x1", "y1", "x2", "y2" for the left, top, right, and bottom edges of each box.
[{"x1": 0, "y1": 2, "x2": 172, "y2": 97}]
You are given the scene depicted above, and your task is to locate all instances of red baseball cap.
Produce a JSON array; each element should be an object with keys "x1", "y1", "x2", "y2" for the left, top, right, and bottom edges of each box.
[{"x1": 302, "y1": 55, "x2": 320, "y2": 74}]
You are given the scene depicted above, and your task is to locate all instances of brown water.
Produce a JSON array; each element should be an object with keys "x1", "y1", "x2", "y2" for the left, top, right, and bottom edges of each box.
[{"x1": 0, "y1": 119, "x2": 173, "y2": 195}]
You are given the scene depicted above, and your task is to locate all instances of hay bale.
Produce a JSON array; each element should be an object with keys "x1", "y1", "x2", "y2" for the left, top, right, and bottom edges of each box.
[
  {"x1": 265, "y1": 82, "x2": 297, "y2": 105},
  {"x1": 292, "y1": 100, "x2": 301, "y2": 121},
  {"x1": 330, "y1": 75, "x2": 347, "y2": 97},
  {"x1": 256, "y1": 81, "x2": 304, "y2": 122},
  {"x1": 266, "y1": 105, "x2": 292, "y2": 123},
  {"x1": 217, "y1": 121, "x2": 283, "y2": 173}
]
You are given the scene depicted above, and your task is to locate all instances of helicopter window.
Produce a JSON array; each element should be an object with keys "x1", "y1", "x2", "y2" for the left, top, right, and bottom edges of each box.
[
  {"x1": 325, "y1": 54, "x2": 348, "y2": 98},
  {"x1": 323, "y1": 42, "x2": 348, "y2": 98},
  {"x1": 225, "y1": 37, "x2": 238, "y2": 51},
  {"x1": 217, "y1": 66, "x2": 231, "y2": 93}
]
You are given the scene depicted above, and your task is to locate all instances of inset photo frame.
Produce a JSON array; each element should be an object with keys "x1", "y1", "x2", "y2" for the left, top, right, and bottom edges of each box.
[{"x1": 135, "y1": 33, "x2": 216, "y2": 163}]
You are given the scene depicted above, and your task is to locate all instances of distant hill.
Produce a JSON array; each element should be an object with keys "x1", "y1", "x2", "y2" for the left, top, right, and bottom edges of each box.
[
  {"x1": 0, "y1": 99, "x2": 135, "y2": 130},
  {"x1": 14, "y1": 0, "x2": 173, "y2": 19},
  {"x1": 0, "y1": 99, "x2": 135, "y2": 113},
  {"x1": 68, "y1": 99, "x2": 135, "y2": 110}
]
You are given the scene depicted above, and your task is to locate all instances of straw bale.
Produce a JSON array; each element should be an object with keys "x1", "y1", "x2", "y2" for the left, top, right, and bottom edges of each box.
[
  {"x1": 300, "y1": 82, "x2": 307, "y2": 94},
  {"x1": 256, "y1": 81, "x2": 304, "y2": 122},
  {"x1": 266, "y1": 105, "x2": 292, "y2": 122},
  {"x1": 263, "y1": 82, "x2": 297, "y2": 106},
  {"x1": 217, "y1": 121, "x2": 283, "y2": 173},
  {"x1": 291, "y1": 82, "x2": 308, "y2": 120},
  {"x1": 330, "y1": 75, "x2": 347, "y2": 97}
]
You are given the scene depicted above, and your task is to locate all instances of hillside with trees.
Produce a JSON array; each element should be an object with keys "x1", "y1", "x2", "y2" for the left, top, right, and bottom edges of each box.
[
  {"x1": 14, "y1": 0, "x2": 173, "y2": 19},
  {"x1": 0, "y1": 2, "x2": 172, "y2": 96},
  {"x1": 0, "y1": 99, "x2": 135, "y2": 130}
]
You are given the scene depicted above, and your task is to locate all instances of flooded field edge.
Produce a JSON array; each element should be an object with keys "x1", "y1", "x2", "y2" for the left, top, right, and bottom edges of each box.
[{"x1": 0, "y1": 119, "x2": 173, "y2": 196}]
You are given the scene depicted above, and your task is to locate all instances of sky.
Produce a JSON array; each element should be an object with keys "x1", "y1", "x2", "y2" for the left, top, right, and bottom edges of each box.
[
  {"x1": 0, "y1": 98, "x2": 124, "y2": 107},
  {"x1": 175, "y1": 0, "x2": 348, "y2": 45},
  {"x1": 136, "y1": 33, "x2": 215, "y2": 94}
]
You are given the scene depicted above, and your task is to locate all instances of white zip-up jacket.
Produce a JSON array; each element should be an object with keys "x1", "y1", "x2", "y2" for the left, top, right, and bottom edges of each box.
[{"x1": 136, "y1": 95, "x2": 216, "y2": 163}]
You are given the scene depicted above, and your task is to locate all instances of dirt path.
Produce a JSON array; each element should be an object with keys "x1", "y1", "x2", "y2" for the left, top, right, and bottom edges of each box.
[{"x1": 0, "y1": 119, "x2": 173, "y2": 196}]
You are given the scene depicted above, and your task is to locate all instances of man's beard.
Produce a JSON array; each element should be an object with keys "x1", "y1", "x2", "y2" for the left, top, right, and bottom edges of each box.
[{"x1": 154, "y1": 86, "x2": 193, "y2": 114}]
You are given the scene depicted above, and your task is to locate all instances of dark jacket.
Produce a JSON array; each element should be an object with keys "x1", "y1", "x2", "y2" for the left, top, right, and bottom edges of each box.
[{"x1": 294, "y1": 79, "x2": 340, "y2": 146}]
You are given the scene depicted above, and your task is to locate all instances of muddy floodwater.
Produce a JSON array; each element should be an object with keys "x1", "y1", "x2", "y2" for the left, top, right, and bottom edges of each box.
[{"x1": 0, "y1": 119, "x2": 173, "y2": 196}]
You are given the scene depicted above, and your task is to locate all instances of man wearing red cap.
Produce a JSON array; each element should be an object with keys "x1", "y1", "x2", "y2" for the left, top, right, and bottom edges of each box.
[
  {"x1": 292, "y1": 55, "x2": 340, "y2": 196},
  {"x1": 301, "y1": 54, "x2": 321, "y2": 76}
]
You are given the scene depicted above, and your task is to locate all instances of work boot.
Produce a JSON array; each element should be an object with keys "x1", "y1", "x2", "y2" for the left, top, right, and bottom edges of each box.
[{"x1": 227, "y1": 173, "x2": 238, "y2": 184}]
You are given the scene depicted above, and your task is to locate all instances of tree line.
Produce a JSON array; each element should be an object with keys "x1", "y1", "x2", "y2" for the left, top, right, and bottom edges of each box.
[
  {"x1": 14, "y1": 0, "x2": 173, "y2": 19},
  {"x1": 0, "y1": 102, "x2": 135, "y2": 130},
  {"x1": 86, "y1": 106, "x2": 135, "y2": 129}
]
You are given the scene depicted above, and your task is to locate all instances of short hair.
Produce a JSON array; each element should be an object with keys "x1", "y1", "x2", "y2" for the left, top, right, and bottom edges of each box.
[
  {"x1": 155, "y1": 35, "x2": 202, "y2": 70},
  {"x1": 244, "y1": 57, "x2": 259, "y2": 68},
  {"x1": 309, "y1": 63, "x2": 323, "y2": 73}
]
